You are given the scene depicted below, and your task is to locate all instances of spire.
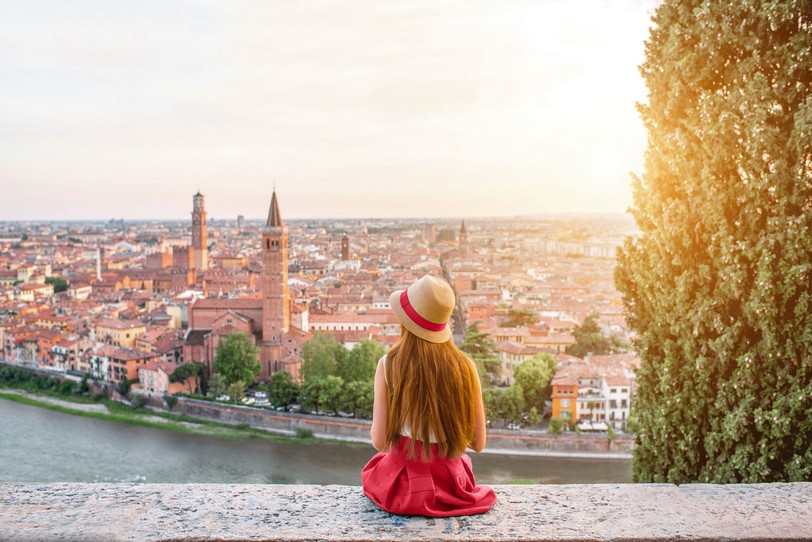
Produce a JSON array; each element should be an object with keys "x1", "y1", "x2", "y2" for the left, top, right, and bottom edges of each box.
[
  {"x1": 460, "y1": 220, "x2": 467, "y2": 234},
  {"x1": 266, "y1": 190, "x2": 283, "y2": 228}
]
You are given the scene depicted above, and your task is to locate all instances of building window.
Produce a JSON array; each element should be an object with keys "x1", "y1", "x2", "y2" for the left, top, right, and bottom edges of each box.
[{"x1": 561, "y1": 399, "x2": 570, "y2": 407}]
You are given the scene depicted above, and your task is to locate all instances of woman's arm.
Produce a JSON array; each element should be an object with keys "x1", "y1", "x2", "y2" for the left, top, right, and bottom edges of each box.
[
  {"x1": 469, "y1": 359, "x2": 487, "y2": 453},
  {"x1": 369, "y1": 356, "x2": 388, "y2": 451}
]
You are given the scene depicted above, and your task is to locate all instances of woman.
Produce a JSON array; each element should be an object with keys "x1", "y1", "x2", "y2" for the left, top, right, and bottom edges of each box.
[{"x1": 361, "y1": 275, "x2": 496, "y2": 516}]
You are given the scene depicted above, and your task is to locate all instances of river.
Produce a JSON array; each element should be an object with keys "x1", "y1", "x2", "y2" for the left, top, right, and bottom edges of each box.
[{"x1": 0, "y1": 399, "x2": 632, "y2": 484}]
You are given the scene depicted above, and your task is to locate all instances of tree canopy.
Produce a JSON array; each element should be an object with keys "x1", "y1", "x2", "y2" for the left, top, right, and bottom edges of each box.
[
  {"x1": 45, "y1": 276, "x2": 68, "y2": 293},
  {"x1": 300, "y1": 332, "x2": 347, "y2": 383},
  {"x1": 170, "y1": 362, "x2": 202, "y2": 394},
  {"x1": 337, "y1": 338, "x2": 384, "y2": 383},
  {"x1": 213, "y1": 332, "x2": 261, "y2": 386},
  {"x1": 615, "y1": 0, "x2": 812, "y2": 483},
  {"x1": 566, "y1": 313, "x2": 625, "y2": 358},
  {"x1": 459, "y1": 321, "x2": 500, "y2": 385},
  {"x1": 502, "y1": 308, "x2": 538, "y2": 328},
  {"x1": 513, "y1": 354, "x2": 556, "y2": 412},
  {"x1": 267, "y1": 370, "x2": 299, "y2": 410}
]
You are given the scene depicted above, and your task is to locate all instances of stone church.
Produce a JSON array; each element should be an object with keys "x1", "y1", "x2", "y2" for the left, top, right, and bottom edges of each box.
[{"x1": 183, "y1": 191, "x2": 305, "y2": 381}]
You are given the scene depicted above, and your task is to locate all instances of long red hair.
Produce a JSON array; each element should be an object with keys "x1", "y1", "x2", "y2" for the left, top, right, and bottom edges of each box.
[{"x1": 384, "y1": 327, "x2": 480, "y2": 460}]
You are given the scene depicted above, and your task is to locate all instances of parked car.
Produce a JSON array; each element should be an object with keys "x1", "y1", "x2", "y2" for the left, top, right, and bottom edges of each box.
[{"x1": 506, "y1": 422, "x2": 523, "y2": 430}]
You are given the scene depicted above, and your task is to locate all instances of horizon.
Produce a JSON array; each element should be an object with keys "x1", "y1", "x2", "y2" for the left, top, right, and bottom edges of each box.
[
  {"x1": 0, "y1": 210, "x2": 637, "y2": 224},
  {"x1": 0, "y1": 1, "x2": 656, "y2": 221}
]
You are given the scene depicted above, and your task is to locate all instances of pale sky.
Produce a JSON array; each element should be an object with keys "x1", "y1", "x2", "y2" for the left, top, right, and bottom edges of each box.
[{"x1": 0, "y1": 0, "x2": 657, "y2": 220}]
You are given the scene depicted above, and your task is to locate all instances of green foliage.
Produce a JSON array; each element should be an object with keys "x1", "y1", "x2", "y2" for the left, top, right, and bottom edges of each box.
[
  {"x1": 607, "y1": 425, "x2": 616, "y2": 445},
  {"x1": 460, "y1": 322, "x2": 500, "y2": 386},
  {"x1": 615, "y1": 0, "x2": 812, "y2": 483},
  {"x1": 170, "y1": 363, "x2": 201, "y2": 394},
  {"x1": 566, "y1": 313, "x2": 625, "y2": 357},
  {"x1": 549, "y1": 416, "x2": 564, "y2": 434},
  {"x1": 502, "y1": 308, "x2": 538, "y2": 328},
  {"x1": 226, "y1": 381, "x2": 246, "y2": 402},
  {"x1": 513, "y1": 354, "x2": 556, "y2": 412},
  {"x1": 301, "y1": 376, "x2": 344, "y2": 414},
  {"x1": 483, "y1": 384, "x2": 529, "y2": 425},
  {"x1": 267, "y1": 371, "x2": 299, "y2": 409},
  {"x1": 337, "y1": 339, "x2": 385, "y2": 384},
  {"x1": 116, "y1": 379, "x2": 130, "y2": 395},
  {"x1": 130, "y1": 395, "x2": 145, "y2": 409},
  {"x1": 300, "y1": 333, "x2": 347, "y2": 384},
  {"x1": 527, "y1": 406, "x2": 540, "y2": 425},
  {"x1": 207, "y1": 373, "x2": 227, "y2": 399},
  {"x1": 163, "y1": 395, "x2": 178, "y2": 410},
  {"x1": 58, "y1": 380, "x2": 75, "y2": 395},
  {"x1": 503, "y1": 384, "x2": 525, "y2": 424},
  {"x1": 340, "y1": 380, "x2": 374, "y2": 418},
  {"x1": 482, "y1": 386, "x2": 505, "y2": 422},
  {"x1": 44, "y1": 276, "x2": 68, "y2": 293},
  {"x1": 295, "y1": 428, "x2": 313, "y2": 439},
  {"x1": 213, "y1": 332, "x2": 261, "y2": 386}
]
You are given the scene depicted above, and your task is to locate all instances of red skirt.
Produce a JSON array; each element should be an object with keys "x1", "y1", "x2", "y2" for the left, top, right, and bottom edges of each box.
[{"x1": 361, "y1": 438, "x2": 496, "y2": 517}]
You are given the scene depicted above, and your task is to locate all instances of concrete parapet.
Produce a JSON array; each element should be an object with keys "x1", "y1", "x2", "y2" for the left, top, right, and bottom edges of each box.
[{"x1": 2, "y1": 482, "x2": 811, "y2": 541}]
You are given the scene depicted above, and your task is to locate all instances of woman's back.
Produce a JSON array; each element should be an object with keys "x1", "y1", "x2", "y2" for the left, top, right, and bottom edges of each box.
[
  {"x1": 362, "y1": 275, "x2": 495, "y2": 517},
  {"x1": 384, "y1": 334, "x2": 483, "y2": 460}
]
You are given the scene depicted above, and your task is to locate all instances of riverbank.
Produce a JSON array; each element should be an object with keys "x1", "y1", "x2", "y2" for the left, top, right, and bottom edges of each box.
[
  {"x1": 0, "y1": 385, "x2": 633, "y2": 458},
  {"x1": 0, "y1": 361, "x2": 633, "y2": 459},
  {"x1": 0, "y1": 389, "x2": 365, "y2": 448}
]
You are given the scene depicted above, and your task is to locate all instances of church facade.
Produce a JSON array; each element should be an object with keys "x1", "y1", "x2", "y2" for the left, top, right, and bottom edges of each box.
[{"x1": 183, "y1": 191, "x2": 304, "y2": 382}]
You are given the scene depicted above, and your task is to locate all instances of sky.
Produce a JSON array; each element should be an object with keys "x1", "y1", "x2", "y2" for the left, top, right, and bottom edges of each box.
[{"x1": 0, "y1": 0, "x2": 658, "y2": 221}]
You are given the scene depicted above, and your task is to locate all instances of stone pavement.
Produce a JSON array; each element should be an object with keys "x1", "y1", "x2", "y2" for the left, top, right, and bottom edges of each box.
[{"x1": 1, "y1": 482, "x2": 811, "y2": 541}]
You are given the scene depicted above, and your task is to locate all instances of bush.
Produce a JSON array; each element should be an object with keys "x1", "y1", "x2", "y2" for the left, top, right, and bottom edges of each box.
[
  {"x1": 163, "y1": 395, "x2": 178, "y2": 410},
  {"x1": 130, "y1": 396, "x2": 145, "y2": 409},
  {"x1": 116, "y1": 380, "x2": 130, "y2": 395},
  {"x1": 58, "y1": 381, "x2": 76, "y2": 395},
  {"x1": 295, "y1": 428, "x2": 313, "y2": 439},
  {"x1": 549, "y1": 416, "x2": 564, "y2": 435}
]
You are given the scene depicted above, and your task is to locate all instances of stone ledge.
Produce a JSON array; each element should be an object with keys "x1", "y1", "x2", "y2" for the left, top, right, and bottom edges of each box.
[{"x1": 1, "y1": 482, "x2": 811, "y2": 541}]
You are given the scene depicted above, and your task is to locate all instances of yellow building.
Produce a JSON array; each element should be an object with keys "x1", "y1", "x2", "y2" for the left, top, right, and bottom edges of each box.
[{"x1": 94, "y1": 318, "x2": 146, "y2": 347}]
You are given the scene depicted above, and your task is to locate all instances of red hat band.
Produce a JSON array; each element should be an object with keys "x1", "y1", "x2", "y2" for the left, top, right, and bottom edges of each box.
[{"x1": 400, "y1": 290, "x2": 447, "y2": 333}]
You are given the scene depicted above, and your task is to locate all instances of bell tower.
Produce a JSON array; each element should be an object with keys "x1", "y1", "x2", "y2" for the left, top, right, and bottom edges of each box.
[
  {"x1": 261, "y1": 190, "x2": 290, "y2": 374},
  {"x1": 191, "y1": 192, "x2": 208, "y2": 271},
  {"x1": 459, "y1": 219, "x2": 468, "y2": 256}
]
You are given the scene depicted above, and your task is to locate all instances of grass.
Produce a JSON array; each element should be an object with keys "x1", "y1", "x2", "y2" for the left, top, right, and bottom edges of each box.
[{"x1": 0, "y1": 388, "x2": 367, "y2": 448}]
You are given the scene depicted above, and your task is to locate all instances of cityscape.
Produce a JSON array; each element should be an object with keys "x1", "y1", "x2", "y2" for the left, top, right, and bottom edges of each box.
[
  {"x1": 1, "y1": 0, "x2": 809, "y2": 537},
  {"x1": 0, "y1": 190, "x2": 641, "y2": 435}
]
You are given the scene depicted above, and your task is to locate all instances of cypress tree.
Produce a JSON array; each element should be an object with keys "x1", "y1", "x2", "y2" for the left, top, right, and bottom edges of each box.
[{"x1": 616, "y1": 0, "x2": 811, "y2": 483}]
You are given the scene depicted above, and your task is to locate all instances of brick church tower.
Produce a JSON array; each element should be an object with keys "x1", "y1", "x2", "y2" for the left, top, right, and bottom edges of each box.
[
  {"x1": 191, "y1": 192, "x2": 208, "y2": 271},
  {"x1": 261, "y1": 190, "x2": 291, "y2": 373}
]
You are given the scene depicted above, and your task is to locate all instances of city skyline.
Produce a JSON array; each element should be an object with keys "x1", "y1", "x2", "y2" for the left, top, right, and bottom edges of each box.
[{"x1": 1, "y1": 1, "x2": 657, "y2": 220}]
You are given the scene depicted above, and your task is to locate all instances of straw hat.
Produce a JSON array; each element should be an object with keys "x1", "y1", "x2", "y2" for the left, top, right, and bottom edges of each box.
[{"x1": 389, "y1": 275, "x2": 454, "y2": 343}]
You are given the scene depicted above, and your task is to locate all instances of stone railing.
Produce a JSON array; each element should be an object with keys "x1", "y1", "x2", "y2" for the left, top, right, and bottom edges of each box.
[{"x1": 2, "y1": 482, "x2": 811, "y2": 541}]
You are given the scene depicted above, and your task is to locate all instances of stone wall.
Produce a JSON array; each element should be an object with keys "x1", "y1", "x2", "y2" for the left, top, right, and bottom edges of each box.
[
  {"x1": 2, "y1": 482, "x2": 811, "y2": 541},
  {"x1": 160, "y1": 395, "x2": 634, "y2": 454}
]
